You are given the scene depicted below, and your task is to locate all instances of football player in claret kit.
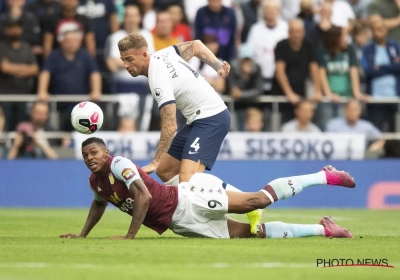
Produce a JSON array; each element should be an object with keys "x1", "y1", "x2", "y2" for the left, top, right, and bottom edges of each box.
[{"x1": 60, "y1": 137, "x2": 355, "y2": 240}]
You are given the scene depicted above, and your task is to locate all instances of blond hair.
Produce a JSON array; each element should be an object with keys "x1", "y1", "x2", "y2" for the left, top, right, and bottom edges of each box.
[{"x1": 118, "y1": 33, "x2": 148, "y2": 52}]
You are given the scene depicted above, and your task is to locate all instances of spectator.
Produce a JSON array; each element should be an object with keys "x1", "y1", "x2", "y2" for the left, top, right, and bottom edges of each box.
[
  {"x1": 348, "y1": 0, "x2": 372, "y2": 21},
  {"x1": 307, "y1": 1, "x2": 332, "y2": 49},
  {"x1": 315, "y1": 0, "x2": 355, "y2": 29},
  {"x1": 225, "y1": 43, "x2": 263, "y2": 131},
  {"x1": 381, "y1": 139, "x2": 400, "y2": 158},
  {"x1": 151, "y1": 10, "x2": 179, "y2": 51},
  {"x1": 351, "y1": 20, "x2": 370, "y2": 92},
  {"x1": 326, "y1": 99, "x2": 384, "y2": 151},
  {"x1": 227, "y1": 43, "x2": 263, "y2": 100},
  {"x1": 77, "y1": 0, "x2": 119, "y2": 55},
  {"x1": 7, "y1": 100, "x2": 58, "y2": 159},
  {"x1": 184, "y1": 0, "x2": 232, "y2": 24},
  {"x1": 245, "y1": 107, "x2": 264, "y2": 132},
  {"x1": 167, "y1": 2, "x2": 192, "y2": 42},
  {"x1": 26, "y1": 0, "x2": 62, "y2": 52},
  {"x1": 367, "y1": 0, "x2": 400, "y2": 42},
  {"x1": 317, "y1": 26, "x2": 365, "y2": 128},
  {"x1": 194, "y1": 0, "x2": 237, "y2": 62},
  {"x1": 236, "y1": 0, "x2": 262, "y2": 43},
  {"x1": 273, "y1": 19, "x2": 321, "y2": 123},
  {"x1": 43, "y1": 0, "x2": 95, "y2": 57},
  {"x1": 125, "y1": 0, "x2": 156, "y2": 31},
  {"x1": 362, "y1": 16, "x2": 400, "y2": 132},
  {"x1": 298, "y1": 0, "x2": 316, "y2": 37},
  {"x1": 281, "y1": 100, "x2": 321, "y2": 132},
  {"x1": 115, "y1": 0, "x2": 125, "y2": 23},
  {"x1": 281, "y1": 0, "x2": 301, "y2": 21},
  {"x1": 119, "y1": 118, "x2": 136, "y2": 133},
  {"x1": 37, "y1": 30, "x2": 101, "y2": 131},
  {"x1": 0, "y1": 19, "x2": 39, "y2": 132},
  {"x1": 190, "y1": 34, "x2": 225, "y2": 94},
  {"x1": 106, "y1": 4, "x2": 154, "y2": 130},
  {"x1": 247, "y1": 0, "x2": 288, "y2": 93},
  {"x1": 0, "y1": 0, "x2": 41, "y2": 53}
]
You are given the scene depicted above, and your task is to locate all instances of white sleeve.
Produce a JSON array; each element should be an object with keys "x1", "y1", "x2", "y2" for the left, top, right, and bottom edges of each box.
[
  {"x1": 110, "y1": 156, "x2": 142, "y2": 189},
  {"x1": 149, "y1": 54, "x2": 176, "y2": 109}
]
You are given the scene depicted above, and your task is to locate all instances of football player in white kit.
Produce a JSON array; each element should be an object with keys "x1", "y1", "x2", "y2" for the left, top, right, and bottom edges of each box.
[{"x1": 117, "y1": 34, "x2": 262, "y2": 234}]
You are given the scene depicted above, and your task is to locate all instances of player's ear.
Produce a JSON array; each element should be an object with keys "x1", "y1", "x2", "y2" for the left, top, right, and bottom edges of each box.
[{"x1": 105, "y1": 149, "x2": 110, "y2": 157}]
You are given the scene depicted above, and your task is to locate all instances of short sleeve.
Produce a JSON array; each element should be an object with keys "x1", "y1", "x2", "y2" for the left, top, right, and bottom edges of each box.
[
  {"x1": 106, "y1": 0, "x2": 117, "y2": 16},
  {"x1": 274, "y1": 40, "x2": 287, "y2": 62},
  {"x1": 42, "y1": 51, "x2": 57, "y2": 73},
  {"x1": 348, "y1": 45, "x2": 358, "y2": 67},
  {"x1": 149, "y1": 54, "x2": 175, "y2": 110},
  {"x1": 89, "y1": 180, "x2": 105, "y2": 201},
  {"x1": 306, "y1": 42, "x2": 317, "y2": 63},
  {"x1": 110, "y1": 156, "x2": 142, "y2": 189},
  {"x1": 317, "y1": 46, "x2": 327, "y2": 68},
  {"x1": 81, "y1": 15, "x2": 93, "y2": 33}
]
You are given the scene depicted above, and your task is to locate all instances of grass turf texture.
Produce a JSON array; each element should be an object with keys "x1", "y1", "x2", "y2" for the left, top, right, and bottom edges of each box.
[{"x1": 0, "y1": 209, "x2": 398, "y2": 280}]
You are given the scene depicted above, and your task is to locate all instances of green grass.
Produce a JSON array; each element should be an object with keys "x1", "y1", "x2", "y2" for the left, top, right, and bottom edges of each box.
[{"x1": 0, "y1": 209, "x2": 399, "y2": 280}]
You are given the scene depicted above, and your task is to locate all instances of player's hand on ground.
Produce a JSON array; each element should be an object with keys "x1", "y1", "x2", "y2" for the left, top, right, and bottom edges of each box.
[
  {"x1": 60, "y1": 233, "x2": 83, "y2": 238},
  {"x1": 217, "y1": 61, "x2": 230, "y2": 77},
  {"x1": 142, "y1": 161, "x2": 158, "y2": 174},
  {"x1": 109, "y1": 236, "x2": 129, "y2": 240}
]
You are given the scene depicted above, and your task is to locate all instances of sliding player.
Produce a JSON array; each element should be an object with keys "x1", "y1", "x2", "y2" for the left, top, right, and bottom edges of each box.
[{"x1": 60, "y1": 137, "x2": 354, "y2": 240}]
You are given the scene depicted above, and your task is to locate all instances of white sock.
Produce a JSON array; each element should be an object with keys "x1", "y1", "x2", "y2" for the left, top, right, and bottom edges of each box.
[
  {"x1": 264, "y1": 222, "x2": 325, "y2": 238},
  {"x1": 164, "y1": 174, "x2": 179, "y2": 186},
  {"x1": 260, "y1": 172, "x2": 327, "y2": 204}
]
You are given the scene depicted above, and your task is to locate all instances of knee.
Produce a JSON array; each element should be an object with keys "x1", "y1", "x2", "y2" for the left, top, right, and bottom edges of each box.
[{"x1": 156, "y1": 167, "x2": 174, "y2": 183}]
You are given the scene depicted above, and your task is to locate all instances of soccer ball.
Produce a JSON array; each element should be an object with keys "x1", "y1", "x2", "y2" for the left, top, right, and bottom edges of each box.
[{"x1": 71, "y1": 101, "x2": 104, "y2": 134}]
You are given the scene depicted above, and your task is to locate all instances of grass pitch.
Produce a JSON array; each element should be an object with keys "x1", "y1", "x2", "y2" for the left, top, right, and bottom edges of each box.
[{"x1": 0, "y1": 209, "x2": 399, "y2": 280}]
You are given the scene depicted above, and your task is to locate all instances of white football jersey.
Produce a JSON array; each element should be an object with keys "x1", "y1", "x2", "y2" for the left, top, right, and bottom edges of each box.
[{"x1": 148, "y1": 46, "x2": 227, "y2": 124}]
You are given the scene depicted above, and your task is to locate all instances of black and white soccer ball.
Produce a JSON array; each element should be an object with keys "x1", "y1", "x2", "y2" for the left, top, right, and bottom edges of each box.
[{"x1": 71, "y1": 101, "x2": 104, "y2": 134}]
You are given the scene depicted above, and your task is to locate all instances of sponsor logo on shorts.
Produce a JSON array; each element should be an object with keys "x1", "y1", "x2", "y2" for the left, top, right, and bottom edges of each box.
[
  {"x1": 188, "y1": 151, "x2": 198, "y2": 155},
  {"x1": 208, "y1": 200, "x2": 222, "y2": 209},
  {"x1": 122, "y1": 168, "x2": 135, "y2": 181}
]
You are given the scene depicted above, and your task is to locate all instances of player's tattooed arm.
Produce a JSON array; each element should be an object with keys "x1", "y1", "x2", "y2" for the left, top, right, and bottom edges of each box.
[
  {"x1": 125, "y1": 180, "x2": 152, "y2": 239},
  {"x1": 142, "y1": 103, "x2": 178, "y2": 174},
  {"x1": 155, "y1": 103, "x2": 177, "y2": 163},
  {"x1": 176, "y1": 40, "x2": 223, "y2": 73}
]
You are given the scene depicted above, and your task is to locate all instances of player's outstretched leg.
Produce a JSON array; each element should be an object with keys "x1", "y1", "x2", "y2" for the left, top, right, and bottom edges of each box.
[
  {"x1": 227, "y1": 217, "x2": 353, "y2": 239},
  {"x1": 261, "y1": 165, "x2": 355, "y2": 205},
  {"x1": 227, "y1": 165, "x2": 355, "y2": 214}
]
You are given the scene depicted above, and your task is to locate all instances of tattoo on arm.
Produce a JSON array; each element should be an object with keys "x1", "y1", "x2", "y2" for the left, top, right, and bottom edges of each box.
[
  {"x1": 177, "y1": 41, "x2": 195, "y2": 61},
  {"x1": 154, "y1": 103, "x2": 177, "y2": 163},
  {"x1": 196, "y1": 51, "x2": 222, "y2": 72}
]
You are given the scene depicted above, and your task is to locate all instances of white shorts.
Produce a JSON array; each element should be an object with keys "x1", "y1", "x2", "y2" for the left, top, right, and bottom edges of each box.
[{"x1": 169, "y1": 173, "x2": 230, "y2": 238}]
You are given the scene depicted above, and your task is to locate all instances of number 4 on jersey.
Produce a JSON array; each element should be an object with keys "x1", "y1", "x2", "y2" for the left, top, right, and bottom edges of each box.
[{"x1": 189, "y1": 137, "x2": 200, "y2": 154}]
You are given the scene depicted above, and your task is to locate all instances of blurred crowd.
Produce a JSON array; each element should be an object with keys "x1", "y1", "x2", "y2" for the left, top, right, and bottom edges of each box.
[{"x1": 1, "y1": 0, "x2": 400, "y2": 158}]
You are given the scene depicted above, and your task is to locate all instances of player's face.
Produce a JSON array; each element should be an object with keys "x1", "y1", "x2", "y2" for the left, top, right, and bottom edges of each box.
[
  {"x1": 82, "y1": 143, "x2": 110, "y2": 174},
  {"x1": 120, "y1": 48, "x2": 147, "y2": 77}
]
